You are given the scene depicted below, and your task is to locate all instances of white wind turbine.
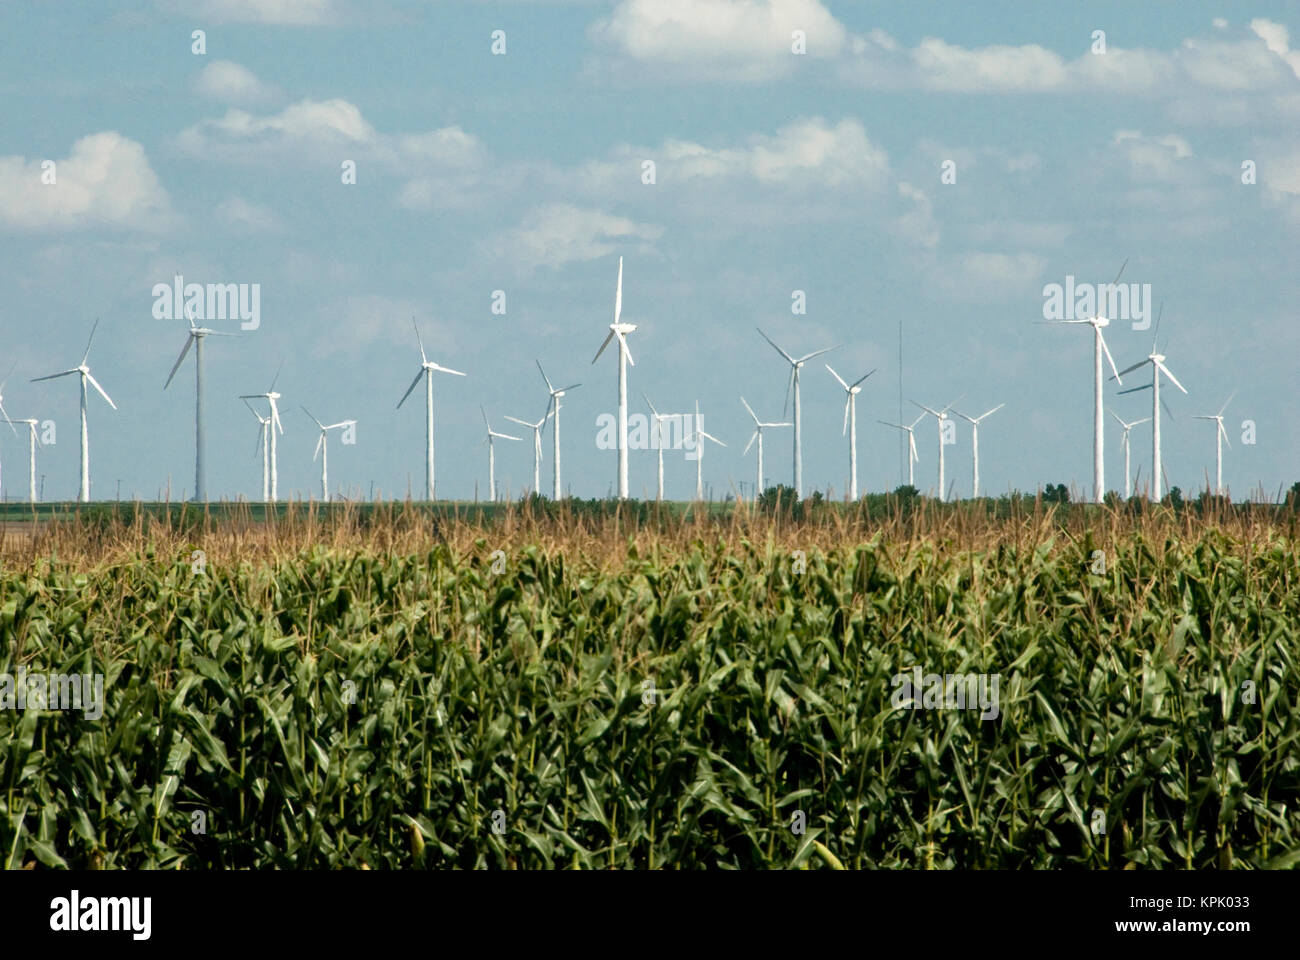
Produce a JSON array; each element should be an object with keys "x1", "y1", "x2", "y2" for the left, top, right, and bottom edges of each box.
[
  {"x1": 302, "y1": 406, "x2": 355, "y2": 503},
  {"x1": 1114, "y1": 306, "x2": 1187, "y2": 502},
  {"x1": 2, "y1": 418, "x2": 40, "y2": 503},
  {"x1": 505, "y1": 407, "x2": 554, "y2": 495},
  {"x1": 1039, "y1": 260, "x2": 1127, "y2": 503},
  {"x1": 537, "y1": 361, "x2": 581, "y2": 499},
  {"x1": 31, "y1": 319, "x2": 117, "y2": 502},
  {"x1": 911, "y1": 396, "x2": 963, "y2": 501},
  {"x1": 591, "y1": 257, "x2": 636, "y2": 500},
  {"x1": 878, "y1": 414, "x2": 925, "y2": 488},
  {"x1": 1193, "y1": 392, "x2": 1235, "y2": 496},
  {"x1": 0, "y1": 367, "x2": 17, "y2": 496},
  {"x1": 242, "y1": 398, "x2": 272, "y2": 502},
  {"x1": 1109, "y1": 410, "x2": 1150, "y2": 500},
  {"x1": 740, "y1": 396, "x2": 790, "y2": 500},
  {"x1": 825, "y1": 365, "x2": 876, "y2": 500},
  {"x1": 397, "y1": 319, "x2": 466, "y2": 501},
  {"x1": 757, "y1": 328, "x2": 834, "y2": 498},
  {"x1": 163, "y1": 305, "x2": 239, "y2": 501},
  {"x1": 480, "y1": 407, "x2": 522, "y2": 503},
  {"x1": 642, "y1": 394, "x2": 671, "y2": 502},
  {"x1": 953, "y1": 403, "x2": 1004, "y2": 498},
  {"x1": 239, "y1": 363, "x2": 285, "y2": 503},
  {"x1": 686, "y1": 400, "x2": 726, "y2": 501}
]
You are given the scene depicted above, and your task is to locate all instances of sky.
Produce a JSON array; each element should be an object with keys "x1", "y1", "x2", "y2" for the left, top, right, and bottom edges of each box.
[{"x1": 1, "y1": 0, "x2": 1298, "y2": 503}]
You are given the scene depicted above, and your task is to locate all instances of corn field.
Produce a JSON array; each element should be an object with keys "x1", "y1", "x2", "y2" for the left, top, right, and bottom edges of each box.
[{"x1": 1, "y1": 498, "x2": 1298, "y2": 868}]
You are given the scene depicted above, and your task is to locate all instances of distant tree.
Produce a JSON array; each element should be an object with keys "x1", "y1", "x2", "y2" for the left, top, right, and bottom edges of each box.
[
  {"x1": 1288, "y1": 481, "x2": 1300, "y2": 506},
  {"x1": 893, "y1": 484, "x2": 919, "y2": 500},
  {"x1": 1167, "y1": 486, "x2": 1184, "y2": 508},
  {"x1": 1042, "y1": 483, "x2": 1070, "y2": 504},
  {"x1": 1103, "y1": 490, "x2": 1122, "y2": 509}
]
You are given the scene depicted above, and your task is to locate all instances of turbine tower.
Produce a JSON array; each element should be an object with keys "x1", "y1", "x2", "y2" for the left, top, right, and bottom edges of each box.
[
  {"x1": 911, "y1": 396, "x2": 963, "y2": 501},
  {"x1": 1114, "y1": 306, "x2": 1187, "y2": 502},
  {"x1": 2, "y1": 417, "x2": 40, "y2": 503},
  {"x1": 243, "y1": 398, "x2": 272, "y2": 502},
  {"x1": 1109, "y1": 410, "x2": 1150, "y2": 500},
  {"x1": 591, "y1": 257, "x2": 636, "y2": 499},
  {"x1": 878, "y1": 415, "x2": 924, "y2": 487},
  {"x1": 537, "y1": 361, "x2": 581, "y2": 499},
  {"x1": 825, "y1": 364, "x2": 875, "y2": 500},
  {"x1": 740, "y1": 396, "x2": 790, "y2": 500},
  {"x1": 480, "y1": 407, "x2": 522, "y2": 503},
  {"x1": 686, "y1": 400, "x2": 725, "y2": 502},
  {"x1": 643, "y1": 394, "x2": 671, "y2": 502},
  {"x1": 756, "y1": 328, "x2": 834, "y2": 498},
  {"x1": 1039, "y1": 260, "x2": 1127, "y2": 503},
  {"x1": 163, "y1": 306, "x2": 239, "y2": 501},
  {"x1": 31, "y1": 319, "x2": 117, "y2": 503},
  {"x1": 302, "y1": 406, "x2": 355, "y2": 503},
  {"x1": 1193, "y1": 392, "x2": 1235, "y2": 496},
  {"x1": 505, "y1": 407, "x2": 554, "y2": 495},
  {"x1": 239, "y1": 363, "x2": 285, "y2": 503},
  {"x1": 953, "y1": 403, "x2": 1005, "y2": 498},
  {"x1": 397, "y1": 319, "x2": 466, "y2": 501}
]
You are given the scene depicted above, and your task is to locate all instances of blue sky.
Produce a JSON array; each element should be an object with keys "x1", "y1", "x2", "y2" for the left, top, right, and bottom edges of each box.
[{"x1": 1, "y1": 0, "x2": 1298, "y2": 502}]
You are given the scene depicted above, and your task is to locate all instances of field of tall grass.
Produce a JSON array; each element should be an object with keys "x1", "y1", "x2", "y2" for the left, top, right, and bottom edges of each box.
[{"x1": 1, "y1": 495, "x2": 1297, "y2": 868}]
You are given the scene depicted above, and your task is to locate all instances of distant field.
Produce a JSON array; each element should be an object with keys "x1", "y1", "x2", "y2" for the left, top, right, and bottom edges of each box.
[{"x1": 1, "y1": 496, "x2": 1297, "y2": 868}]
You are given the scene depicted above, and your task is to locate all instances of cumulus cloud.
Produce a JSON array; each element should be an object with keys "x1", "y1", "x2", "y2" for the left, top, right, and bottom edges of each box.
[
  {"x1": 590, "y1": 0, "x2": 846, "y2": 80},
  {"x1": 156, "y1": 0, "x2": 340, "y2": 25},
  {"x1": 0, "y1": 132, "x2": 171, "y2": 231},
  {"x1": 193, "y1": 60, "x2": 278, "y2": 103},
  {"x1": 216, "y1": 195, "x2": 281, "y2": 232},
  {"x1": 489, "y1": 203, "x2": 663, "y2": 273}
]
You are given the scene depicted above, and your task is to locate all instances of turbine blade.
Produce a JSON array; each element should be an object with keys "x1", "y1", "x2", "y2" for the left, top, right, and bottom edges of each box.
[
  {"x1": 1155, "y1": 359, "x2": 1188, "y2": 394},
  {"x1": 164, "y1": 334, "x2": 194, "y2": 389},
  {"x1": 592, "y1": 329, "x2": 615, "y2": 364},
  {"x1": 642, "y1": 393, "x2": 659, "y2": 418},
  {"x1": 616, "y1": 330, "x2": 634, "y2": 366},
  {"x1": 979, "y1": 403, "x2": 1005, "y2": 421},
  {"x1": 782, "y1": 367, "x2": 794, "y2": 419},
  {"x1": 1097, "y1": 328, "x2": 1122, "y2": 383},
  {"x1": 413, "y1": 318, "x2": 427, "y2": 364},
  {"x1": 536, "y1": 359, "x2": 555, "y2": 394},
  {"x1": 740, "y1": 396, "x2": 758, "y2": 423},
  {"x1": 255, "y1": 421, "x2": 265, "y2": 460},
  {"x1": 397, "y1": 368, "x2": 423, "y2": 409},
  {"x1": 909, "y1": 434, "x2": 919, "y2": 463},
  {"x1": 1151, "y1": 300, "x2": 1164, "y2": 353},
  {"x1": 850, "y1": 369, "x2": 877, "y2": 389},
  {"x1": 314, "y1": 433, "x2": 323, "y2": 462},
  {"x1": 1219, "y1": 390, "x2": 1236, "y2": 416},
  {"x1": 1111, "y1": 257, "x2": 1128, "y2": 288},
  {"x1": 825, "y1": 364, "x2": 849, "y2": 391},
  {"x1": 1162, "y1": 397, "x2": 1176, "y2": 421},
  {"x1": 877, "y1": 420, "x2": 905, "y2": 431},
  {"x1": 842, "y1": 397, "x2": 850, "y2": 435},
  {"x1": 910, "y1": 400, "x2": 942, "y2": 418},
  {"x1": 613, "y1": 256, "x2": 623, "y2": 325},
  {"x1": 268, "y1": 358, "x2": 285, "y2": 393},
  {"x1": 756, "y1": 328, "x2": 796, "y2": 365},
  {"x1": 31, "y1": 369, "x2": 80, "y2": 382},
  {"x1": 1117, "y1": 384, "x2": 1151, "y2": 396},
  {"x1": 1113, "y1": 358, "x2": 1149, "y2": 380},
  {"x1": 743, "y1": 430, "x2": 758, "y2": 456},
  {"x1": 430, "y1": 362, "x2": 466, "y2": 377},
  {"x1": 504, "y1": 416, "x2": 532, "y2": 428},
  {"x1": 81, "y1": 318, "x2": 100, "y2": 365},
  {"x1": 798, "y1": 346, "x2": 834, "y2": 364},
  {"x1": 1219, "y1": 420, "x2": 1231, "y2": 449},
  {"x1": 701, "y1": 431, "x2": 725, "y2": 446},
  {"x1": 301, "y1": 406, "x2": 326, "y2": 430},
  {"x1": 1109, "y1": 410, "x2": 1126, "y2": 429},
  {"x1": 84, "y1": 371, "x2": 117, "y2": 409},
  {"x1": 556, "y1": 383, "x2": 581, "y2": 393},
  {"x1": 0, "y1": 401, "x2": 12, "y2": 435},
  {"x1": 480, "y1": 405, "x2": 490, "y2": 430}
]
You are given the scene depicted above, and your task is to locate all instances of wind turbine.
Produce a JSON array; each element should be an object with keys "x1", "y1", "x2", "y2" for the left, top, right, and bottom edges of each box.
[
  {"x1": 505, "y1": 408, "x2": 554, "y2": 495},
  {"x1": 1193, "y1": 392, "x2": 1235, "y2": 496},
  {"x1": 397, "y1": 319, "x2": 466, "y2": 501},
  {"x1": 953, "y1": 404, "x2": 1004, "y2": 498},
  {"x1": 31, "y1": 319, "x2": 117, "y2": 502},
  {"x1": 1109, "y1": 410, "x2": 1151, "y2": 499},
  {"x1": 686, "y1": 400, "x2": 726, "y2": 501},
  {"x1": 740, "y1": 396, "x2": 790, "y2": 499},
  {"x1": 642, "y1": 394, "x2": 671, "y2": 501},
  {"x1": 1114, "y1": 305, "x2": 1187, "y2": 502},
  {"x1": 756, "y1": 328, "x2": 834, "y2": 498},
  {"x1": 877, "y1": 414, "x2": 925, "y2": 487},
  {"x1": 910, "y1": 397, "x2": 963, "y2": 501},
  {"x1": 0, "y1": 366, "x2": 17, "y2": 496},
  {"x1": 480, "y1": 407, "x2": 522, "y2": 503},
  {"x1": 2, "y1": 418, "x2": 40, "y2": 503},
  {"x1": 537, "y1": 361, "x2": 581, "y2": 499},
  {"x1": 238, "y1": 363, "x2": 285, "y2": 503},
  {"x1": 1039, "y1": 260, "x2": 1127, "y2": 503},
  {"x1": 591, "y1": 256, "x2": 636, "y2": 499},
  {"x1": 302, "y1": 406, "x2": 355, "y2": 503},
  {"x1": 825, "y1": 365, "x2": 875, "y2": 500},
  {"x1": 163, "y1": 305, "x2": 239, "y2": 501},
  {"x1": 242, "y1": 398, "x2": 272, "y2": 502}
]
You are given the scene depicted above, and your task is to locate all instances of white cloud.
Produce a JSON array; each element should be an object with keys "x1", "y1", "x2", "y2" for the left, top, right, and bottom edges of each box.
[
  {"x1": 930, "y1": 252, "x2": 1048, "y2": 302},
  {"x1": 0, "y1": 132, "x2": 171, "y2": 231},
  {"x1": 590, "y1": 0, "x2": 846, "y2": 80},
  {"x1": 489, "y1": 203, "x2": 663, "y2": 273},
  {"x1": 1112, "y1": 130, "x2": 1195, "y2": 180},
  {"x1": 193, "y1": 60, "x2": 277, "y2": 103},
  {"x1": 216, "y1": 195, "x2": 281, "y2": 232},
  {"x1": 156, "y1": 0, "x2": 339, "y2": 25}
]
